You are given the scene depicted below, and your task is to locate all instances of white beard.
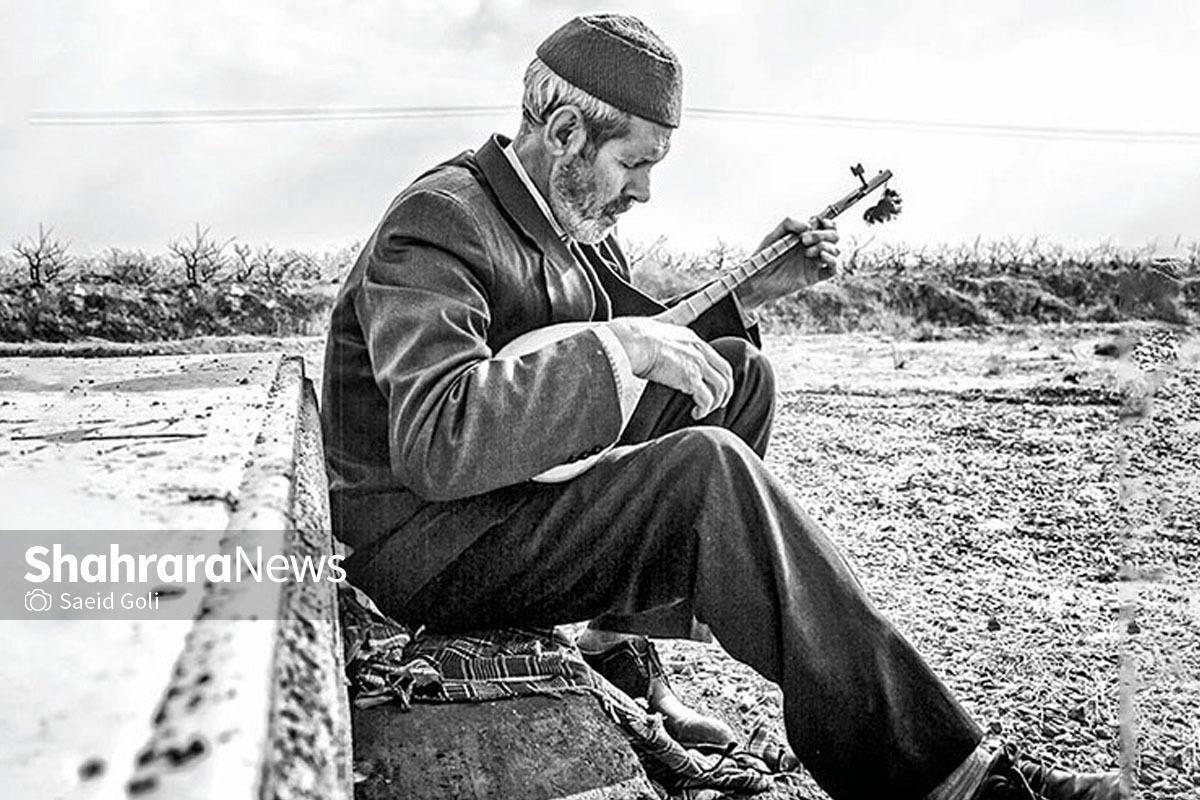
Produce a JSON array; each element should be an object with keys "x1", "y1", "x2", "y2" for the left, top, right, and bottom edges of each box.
[
  {"x1": 553, "y1": 203, "x2": 613, "y2": 245},
  {"x1": 548, "y1": 155, "x2": 616, "y2": 245}
]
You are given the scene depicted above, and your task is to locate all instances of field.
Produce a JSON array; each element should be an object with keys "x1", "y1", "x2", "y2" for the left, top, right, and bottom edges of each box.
[
  {"x1": 659, "y1": 323, "x2": 1199, "y2": 799},
  {"x1": 294, "y1": 318, "x2": 1198, "y2": 797},
  {"x1": 1, "y1": 236, "x2": 1198, "y2": 341},
  {"x1": 2, "y1": 234, "x2": 1198, "y2": 797}
]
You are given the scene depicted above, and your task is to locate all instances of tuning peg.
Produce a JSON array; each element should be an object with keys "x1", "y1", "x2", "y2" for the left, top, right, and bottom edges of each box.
[{"x1": 850, "y1": 163, "x2": 866, "y2": 186}]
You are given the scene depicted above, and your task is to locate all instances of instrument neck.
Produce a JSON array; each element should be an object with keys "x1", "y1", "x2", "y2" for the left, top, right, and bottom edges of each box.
[
  {"x1": 655, "y1": 233, "x2": 802, "y2": 326},
  {"x1": 654, "y1": 167, "x2": 891, "y2": 327}
]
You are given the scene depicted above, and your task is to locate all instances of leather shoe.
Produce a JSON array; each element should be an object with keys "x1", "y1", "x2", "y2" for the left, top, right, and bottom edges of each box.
[
  {"x1": 577, "y1": 632, "x2": 737, "y2": 751},
  {"x1": 578, "y1": 631, "x2": 663, "y2": 700},
  {"x1": 972, "y1": 744, "x2": 1123, "y2": 800}
]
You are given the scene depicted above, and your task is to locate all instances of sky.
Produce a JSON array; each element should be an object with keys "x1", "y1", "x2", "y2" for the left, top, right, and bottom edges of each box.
[{"x1": 2, "y1": 0, "x2": 1199, "y2": 257}]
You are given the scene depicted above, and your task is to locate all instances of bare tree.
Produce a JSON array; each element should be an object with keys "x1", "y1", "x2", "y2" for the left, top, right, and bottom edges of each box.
[
  {"x1": 843, "y1": 234, "x2": 876, "y2": 274},
  {"x1": 231, "y1": 242, "x2": 258, "y2": 282},
  {"x1": 277, "y1": 248, "x2": 319, "y2": 286},
  {"x1": 12, "y1": 223, "x2": 71, "y2": 286},
  {"x1": 622, "y1": 235, "x2": 668, "y2": 271},
  {"x1": 258, "y1": 248, "x2": 310, "y2": 287},
  {"x1": 699, "y1": 239, "x2": 742, "y2": 274},
  {"x1": 230, "y1": 243, "x2": 313, "y2": 286},
  {"x1": 104, "y1": 248, "x2": 159, "y2": 285},
  {"x1": 315, "y1": 240, "x2": 362, "y2": 283},
  {"x1": 169, "y1": 224, "x2": 231, "y2": 285}
]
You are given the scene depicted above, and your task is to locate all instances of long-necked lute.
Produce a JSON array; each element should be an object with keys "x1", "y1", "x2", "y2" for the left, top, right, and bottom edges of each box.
[{"x1": 501, "y1": 166, "x2": 895, "y2": 482}]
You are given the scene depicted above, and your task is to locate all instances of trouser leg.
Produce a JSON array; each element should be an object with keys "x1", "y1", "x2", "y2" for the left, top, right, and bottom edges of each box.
[
  {"x1": 590, "y1": 336, "x2": 775, "y2": 637},
  {"x1": 392, "y1": 428, "x2": 981, "y2": 800}
]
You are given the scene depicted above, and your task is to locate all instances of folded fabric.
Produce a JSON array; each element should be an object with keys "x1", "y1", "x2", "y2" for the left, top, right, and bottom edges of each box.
[{"x1": 339, "y1": 582, "x2": 805, "y2": 797}]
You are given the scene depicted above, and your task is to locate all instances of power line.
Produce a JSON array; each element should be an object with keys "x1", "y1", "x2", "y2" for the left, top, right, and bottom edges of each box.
[
  {"x1": 28, "y1": 105, "x2": 516, "y2": 125},
  {"x1": 687, "y1": 108, "x2": 1200, "y2": 145},
  {"x1": 27, "y1": 104, "x2": 1200, "y2": 144}
]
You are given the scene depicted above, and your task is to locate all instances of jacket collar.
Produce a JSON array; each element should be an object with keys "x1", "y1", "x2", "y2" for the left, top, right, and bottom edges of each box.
[
  {"x1": 474, "y1": 134, "x2": 610, "y2": 322},
  {"x1": 474, "y1": 134, "x2": 571, "y2": 261},
  {"x1": 500, "y1": 141, "x2": 567, "y2": 239}
]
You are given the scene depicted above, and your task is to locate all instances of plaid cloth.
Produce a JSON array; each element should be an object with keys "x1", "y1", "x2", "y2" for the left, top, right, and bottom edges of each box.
[{"x1": 340, "y1": 582, "x2": 805, "y2": 798}]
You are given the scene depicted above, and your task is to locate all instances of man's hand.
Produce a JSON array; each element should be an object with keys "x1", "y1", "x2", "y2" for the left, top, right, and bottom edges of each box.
[
  {"x1": 735, "y1": 217, "x2": 840, "y2": 310},
  {"x1": 606, "y1": 317, "x2": 733, "y2": 419}
]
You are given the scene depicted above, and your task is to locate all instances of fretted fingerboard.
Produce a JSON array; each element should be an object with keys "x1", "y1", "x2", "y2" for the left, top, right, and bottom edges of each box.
[{"x1": 656, "y1": 168, "x2": 892, "y2": 327}]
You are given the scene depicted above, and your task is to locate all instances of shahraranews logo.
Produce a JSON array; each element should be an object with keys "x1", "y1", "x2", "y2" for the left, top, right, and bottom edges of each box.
[{"x1": 25, "y1": 544, "x2": 347, "y2": 586}]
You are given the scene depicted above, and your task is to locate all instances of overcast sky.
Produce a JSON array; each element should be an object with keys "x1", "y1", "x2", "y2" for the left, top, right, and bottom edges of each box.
[{"x1": 2, "y1": 0, "x2": 1198, "y2": 256}]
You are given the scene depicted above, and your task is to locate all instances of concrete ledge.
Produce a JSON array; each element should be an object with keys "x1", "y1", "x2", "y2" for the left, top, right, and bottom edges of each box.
[
  {"x1": 267, "y1": 369, "x2": 354, "y2": 799},
  {"x1": 120, "y1": 356, "x2": 352, "y2": 799},
  {"x1": 0, "y1": 336, "x2": 321, "y2": 359}
]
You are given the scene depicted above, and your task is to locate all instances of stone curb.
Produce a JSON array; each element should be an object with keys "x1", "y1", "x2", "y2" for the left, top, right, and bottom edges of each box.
[
  {"x1": 117, "y1": 355, "x2": 352, "y2": 799},
  {"x1": 0, "y1": 336, "x2": 321, "y2": 359}
]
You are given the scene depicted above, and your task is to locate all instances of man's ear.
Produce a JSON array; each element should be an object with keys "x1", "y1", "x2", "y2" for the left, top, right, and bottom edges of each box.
[{"x1": 542, "y1": 105, "x2": 588, "y2": 157}]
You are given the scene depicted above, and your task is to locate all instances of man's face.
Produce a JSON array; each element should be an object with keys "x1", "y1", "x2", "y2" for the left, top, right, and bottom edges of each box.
[{"x1": 548, "y1": 115, "x2": 671, "y2": 245}]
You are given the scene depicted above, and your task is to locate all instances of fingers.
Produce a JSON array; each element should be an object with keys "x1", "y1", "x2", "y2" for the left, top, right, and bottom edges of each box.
[
  {"x1": 633, "y1": 321, "x2": 734, "y2": 419},
  {"x1": 778, "y1": 217, "x2": 813, "y2": 236},
  {"x1": 758, "y1": 216, "x2": 809, "y2": 253},
  {"x1": 777, "y1": 216, "x2": 839, "y2": 240},
  {"x1": 677, "y1": 339, "x2": 731, "y2": 420},
  {"x1": 784, "y1": 216, "x2": 838, "y2": 235},
  {"x1": 800, "y1": 229, "x2": 839, "y2": 246},
  {"x1": 694, "y1": 341, "x2": 734, "y2": 418},
  {"x1": 798, "y1": 220, "x2": 839, "y2": 272},
  {"x1": 704, "y1": 343, "x2": 735, "y2": 403},
  {"x1": 761, "y1": 216, "x2": 839, "y2": 254},
  {"x1": 804, "y1": 242, "x2": 840, "y2": 259},
  {"x1": 684, "y1": 361, "x2": 718, "y2": 420}
]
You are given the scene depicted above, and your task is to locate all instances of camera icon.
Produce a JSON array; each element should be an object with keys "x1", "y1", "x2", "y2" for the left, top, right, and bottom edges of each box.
[{"x1": 24, "y1": 589, "x2": 53, "y2": 613}]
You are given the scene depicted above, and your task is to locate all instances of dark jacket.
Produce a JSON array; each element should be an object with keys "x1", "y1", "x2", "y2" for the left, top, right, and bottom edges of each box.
[{"x1": 320, "y1": 134, "x2": 756, "y2": 600}]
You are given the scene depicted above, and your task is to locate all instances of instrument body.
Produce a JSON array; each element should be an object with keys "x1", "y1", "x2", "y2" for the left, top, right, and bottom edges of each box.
[
  {"x1": 497, "y1": 321, "x2": 648, "y2": 482},
  {"x1": 500, "y1": 167, "x2": 894, "y2": 483}
]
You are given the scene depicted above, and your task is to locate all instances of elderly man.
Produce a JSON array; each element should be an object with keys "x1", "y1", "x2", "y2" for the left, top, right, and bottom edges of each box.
[{"x1": 321, "y1": 14, "x2": 1120, "y2": 800}]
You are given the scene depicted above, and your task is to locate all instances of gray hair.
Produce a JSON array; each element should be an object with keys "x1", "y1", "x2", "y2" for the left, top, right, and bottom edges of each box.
[{"x1": 518, "y1": 57, "x2": 631, "y2": 150}]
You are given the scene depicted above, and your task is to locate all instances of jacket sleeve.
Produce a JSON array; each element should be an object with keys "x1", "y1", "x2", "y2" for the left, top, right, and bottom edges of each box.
[{"x1": 357, "y1": 188, "x2": 625, "y2": 501}]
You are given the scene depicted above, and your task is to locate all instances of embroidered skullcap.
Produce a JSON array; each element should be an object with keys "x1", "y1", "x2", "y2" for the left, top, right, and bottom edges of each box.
[{"x1": 536, "y1": 14, "x2": 683, "y2": 128}]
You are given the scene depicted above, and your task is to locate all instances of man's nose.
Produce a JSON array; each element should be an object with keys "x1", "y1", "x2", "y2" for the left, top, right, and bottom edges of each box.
[{"x1": 624, "y1": 172, "x2": 651, "y2": 204}]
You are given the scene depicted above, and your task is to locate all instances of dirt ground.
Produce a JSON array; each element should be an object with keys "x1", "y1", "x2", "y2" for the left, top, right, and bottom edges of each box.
[
  {"x1": 300, "y1": 322, "x2": 1197, "y2": 797},
  {"x1": 17, "y1": 323, "x2": 1192, "y2": 797},
  {"x1": 656, "y1": 323, "x2": 1199, "y2": 799},
  {"x1": 269, "y1": 321, "x2": 1197, "y2": 799}
]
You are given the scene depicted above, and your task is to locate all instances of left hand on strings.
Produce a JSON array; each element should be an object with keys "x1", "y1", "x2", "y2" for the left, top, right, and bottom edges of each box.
[{"x1": 735, "y1": 217, "x2": 839, "y2": 310}]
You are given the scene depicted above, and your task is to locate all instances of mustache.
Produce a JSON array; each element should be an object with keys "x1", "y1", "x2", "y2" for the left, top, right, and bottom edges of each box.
[{"x1": 602, "y1": 198, "x2": 634, "y2": 217}]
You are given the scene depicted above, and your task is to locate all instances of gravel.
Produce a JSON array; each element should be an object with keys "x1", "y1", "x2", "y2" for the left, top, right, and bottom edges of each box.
[{"x1": 658, "y1": 323, "x2": 1199, "y2": 799}]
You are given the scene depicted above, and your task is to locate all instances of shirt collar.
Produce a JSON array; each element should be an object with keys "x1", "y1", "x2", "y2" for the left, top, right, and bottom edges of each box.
[{"x1": 502, "y1": 142, "x2": 569, "y2": 242}]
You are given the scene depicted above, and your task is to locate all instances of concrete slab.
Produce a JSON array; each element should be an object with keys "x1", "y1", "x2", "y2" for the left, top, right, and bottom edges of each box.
[
  {"x1": 0, "y1": 353, "x2": 282, "y2": 799},
  {"x1": 0, "y1": 352, "x2": 281, "y2": 529},
  {"x1": 353, "y1": 695, "x2": 656, "y2": 800}
]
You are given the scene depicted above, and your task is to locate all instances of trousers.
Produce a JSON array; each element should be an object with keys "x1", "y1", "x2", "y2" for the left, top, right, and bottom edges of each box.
[{"x1": 354, "y1": 337, "x2": 983, "y2": 800}]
